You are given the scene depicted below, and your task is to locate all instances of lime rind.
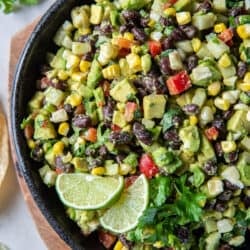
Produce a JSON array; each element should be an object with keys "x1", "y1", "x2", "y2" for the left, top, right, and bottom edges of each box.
[
  {"x1": 55, "y1": 173, "x2": 124, "y2": 210},
  {"x1": 100, "y1": 174, "x2": 149, "y2": 234}
]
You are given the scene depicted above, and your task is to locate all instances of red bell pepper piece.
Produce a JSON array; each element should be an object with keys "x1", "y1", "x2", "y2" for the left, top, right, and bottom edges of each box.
[
  {"x1": 139, "y1": 154, "x2": 159, "y2": 179},
  {"x1": 205, "y1": 126, "x2": 219, "y2": 141},
  {"x1": 148, "y1": 41, "x2": 162, "y2": 57},
  {"x1": 164, "y1": 0, "x2": 178, "y2": 8},
  {"x1": 166, "y1": 71, "x2": 192, "y2": 95},
  {"x1": 111, "y1": 124, "x2": 121, "y2": 132},
  {"x1": 218, "y1": 28, "x2": 234, "y2": 46},
  {"x1": 124, "y1": 102, "x2": 137, "y2": 122}
]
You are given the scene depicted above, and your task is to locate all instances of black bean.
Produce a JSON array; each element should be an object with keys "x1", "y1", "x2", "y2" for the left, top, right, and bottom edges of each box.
[
  {"x1": 119, "y1": 24, "x2": 129, "y2": 34},
  {"x1": 164, "y1": 129, "x2": 182, "y2": 150},
  {"x1": 72, "y1": 114, "x2": 91, "y2": 128},
  {"x1": 103, "y1": 102, "x2": 114, "y2": 125},
  {"x1": 140, "y1": 17, "x2": 149, "y2": 28},
  {"x1": 122, "y1": 10, "x2": 140, "y2": 25},
  {"x1": 109, "y1": 131, "x2": 133, "y2": 145},
  {"x1": 162, "y1": 37, "x2": 174, "y2": 50},
  {"x1": 100, "y1": 23, "x2": 112, "y2": 36},
  {"x1": 205, "y1": 199, "x2": 216, "y2": 210},
  {"x1": 142, "y1": 76, "x2": 165, "y2": 94},
  {"x1": 176, "y1": 227, "x2": 189, "y2": 243},
  {"x1": 169, "y1": 28, "x2": 186, "y2": 42},
  {"x1": 39, "y1": 77, "x2": 52, "y2": 90},
  {"x1": 212, "y1": 119, "x2": 226, "y2": 138},
  {"x1": 218, "y1": 190, "x2": 233, "y2": 201},
  {"x1": 198, "y1": 0, "x2": 212, "y2": 13},
  {"x1": 203, "y1": 160, "x2": 217, "y2": 176},
  {"x1": 131, "y1": 27, "x2": 147, "y2": 42},
  {"x1": 214, "y1": 142, "x2": 224, "y2": 158},
  {"x1": 159, "y1": 16, "x2": 176, "y2": 26},
  {"x1": 119, "y1": 235, "x2": 133, "y2": 249},
  {"x1": 182, "y1": 104, "x2": 199, "y2": 115},
  {"x1": 229, "y1": 7, "x2": 245, "y2": 17},
  {"x1": 223, "y1": 110, "x2": 234, "y2": 120},
  {"x1": 180, "y1": 25, "x2": 198, "y2": 39},
  {"x1": 82, "y1": 52, "x2": 94, "y2": 62},
  {"x1": 243, "y1": 196, "x2": 250, "y2": 208},
  {"x1": 224, "y1": 180, "x2": 239, "y2": 191},
  {"x1": 31, "y1": 146, "x2": 44, "y2": 162},
  {"x1": 172, "y1": 116, "x2": 183, "y2": 128},
  {"x1": 55, "y1": 156, "x2": 74, "y2": 173},
  {"x1": 159, "y1": 57, "x2": 172, "y2": 75},
  {"x1": 218, "y1": 244, "x2": 233, "y2": 250},
  {"x1": 215, "y1": 202, "x2": 228, "y2": 212},
  {"x1": 186, "y1": 55, "x2": 198, "y2": 72},
  {"x1": 85, "y1": 147, "x2": 97, "y2": 157},
  {"x1": 116, "y1": 154, "x2": 126, "y2": 164},
  {"x1": 137, "y1": 87, "x2": 148, "y2": 98},
  {"x1": 64, "y1": 104, "x2": 74, "y2": 114},
  {"x1": 99, "y1": 145, "x2": 108, "y2": 157},
  {"x1": 50, "y1": 80, "x2": 67, "y2": 91},
  {"x1": 224, "y1": 151, "x2": 239, "y2": 164},
  {"x1": 133, "y1": 122, "x2": 153, "y2": 146},
  {"x1": 40, "y1": 65, "x2": 51, "y2": 75},
  {"x1": 237, "y1": 61, "x2": 247, "y2": 78}
]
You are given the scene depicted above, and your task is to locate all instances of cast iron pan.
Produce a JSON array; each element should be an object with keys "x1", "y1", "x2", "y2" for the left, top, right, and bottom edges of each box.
[{"x1": 10, "y1": 0, "x2": 250, "y2": 249}]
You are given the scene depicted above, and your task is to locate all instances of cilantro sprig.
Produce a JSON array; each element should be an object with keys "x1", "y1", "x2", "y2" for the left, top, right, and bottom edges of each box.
[
  {"x1": 127, "y1": 175, "x2": 206, "y2": 248},
  {"x1": 0, "y1": 0, "x2": 38, "y2": 13}
]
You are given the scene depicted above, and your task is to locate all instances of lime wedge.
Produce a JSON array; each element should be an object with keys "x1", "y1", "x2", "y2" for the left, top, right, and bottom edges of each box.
[
  {"x1": 55, "y1": 173, "x2": 124, "y2": 210},
  {"x1": 100, "y1": 174, "x2": 149, "y2": 234}
]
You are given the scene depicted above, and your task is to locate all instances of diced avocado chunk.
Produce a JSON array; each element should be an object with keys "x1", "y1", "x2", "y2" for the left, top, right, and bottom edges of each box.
[
  {"x1": 28, "y1": 91, "x2": 45, "y2": 111},
  {"x1": 87, "y1": 60, "x2": 103, "y2": 89},
  {"x1": 34, "y1": 114, "x2": 57, "y2": 140},
  {"x1": 152, "y1": 147, "x2": 182, "y2": 174},
  {"x1": 189, "y1": 164, "x2": 205, "y2": 187},
  {"x1": 213, "y1": 0, "x2": 226, "y2": 12},
  {"x1": 204, "y1": 219, "x2": 217, "y2": 233},
  {"x1": 78, "y1": 85, "x2": 93, "y2": 99},
  {"x1": 104, "y1": 160, "x2": 119, "y2": 176},
  {"x1": 240, "y1": 136, "x2": 250, "y2": 151},
  {"x1": 85, "y1": 101, "x2": 98, "y2": 125},
  {"x1": 45, "y1": 149, "x2": 55, "y2": 166},
  {"x1": 39, "y1": 165, "x2": 57, "y2": 187},
  {"x1": 119, "y1": 0, "x2": 152, "y2": 10},
  {"x1": 206, "y1": 36, "x2": 229, "y2": 59},
  {"x1": 174, "y1": 0, "x2": 191, "y2": 11},
  {"x1": 221, "y1": 166, "x2": 244, "y2": 189},
  {"x1": 176, "y1": 90, "x2": 194, "y2": 107},
  {"x1": 90, "y1": 5, "x2": 103, "y2": 25},
  {"x1": 192, "y1": 13, "x2": 217, "y2": 31},
  {"x1": 110, "y1": 79, "x2": 137, "y2": 103},
  {"x1": 217, "y1": 219, "x2": 234, "y2": 233},
  {"x1": 112, "y1": 110, "x2": 127, "y2": 128},
  {"x1": 141, "y1": 54, "x2": 152, "y2": 74},
  {"x1": 143, "y1": 94, "x2": 167, "y2": 120},
  {"x1": 227, "y1": 110, "x2": 250, "y2": 134},
  {"x1": 237, "y1": 152, "x2": 250, "y2": 186},
  {"x1": 198, "y1": 134, "x2": 215, "y2": 163},
  {"x1": 123, "y1": 153, "x2": 138, "y2": 168},
  {"x1": 71, "y1": 157, "x2": 88, "y2": 172},
  {"x1": 50, "y1": 48, "x2": 66, "y2": 69},
  {"x1": 179, "y1": 125, "x2": 200, "y2": 153},
  {"x1": 207, "y1": 177, "x2": 224, "y2": 197},
  {"x1": 229, "y1": 236, "x2": 245, "y2": 247},
  {"x1": 45, "y1": 87, "x2": 65, "y2": 106},
  {"x1": 205, "y1": 232, "x2": 221, "y2": 250},
  {"x1": 93, "y1": 87, "x2": 105, "y2": 106}
]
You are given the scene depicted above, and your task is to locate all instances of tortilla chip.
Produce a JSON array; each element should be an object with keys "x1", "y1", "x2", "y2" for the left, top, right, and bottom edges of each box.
[{"x1": 0, "y1": 112, "x2": 9, "y2": 188}]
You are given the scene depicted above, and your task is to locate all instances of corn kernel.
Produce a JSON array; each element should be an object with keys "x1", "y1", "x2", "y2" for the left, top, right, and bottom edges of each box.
[
  {"x1": 218, "y1": 54, "x2": 231, "y2": 68},
  {"x1": 191, "y1": 38, "x2": 201, "y2": 52},
  {"x1": 176, "y1": 12, "x2": 191, "y2": 25},
  {"x1": 91, "y1": 167, "x2": 105, "y2": 176},
  {"x1": 27, "y1": 139, "x2": 36, "y2": 149},
  {"x1": 119, "y1": 164, "x2": 131, "y2": 175},
  {"x1": 123, "y1": 32, "x2": 134, "y2": 41},
  {"x1": 102, "y1": 64, "x2": 121, "y2": 80},
  {"x1": 189, "y1": 115, "x2": 198, "y2": 126},
  {"x1": 163, "y1": 7, "x2": 176, "y2": 16},
  {"x1": 58, "y1": 122, "x2": 70, "y2": 136},
  {"x1": 131, "y1": 45, "x2": 141, "y2": 54},
  {"x1": 78, "y1": 28, "x2": 91, "y2": 35},
  {"x1": 244, "y1": 72, "x2": 250, "y2": 83},
  {"x1": 80, "y1": 60, "x2": 91, "y2": 73},
  {"x1": 126, "y1": 53, "x2": 142, "y2": 73},
  {"x1": 208, "y1": 82, "x2": 221, "y2": 96},
  {"x1": 153, "y1": 241, "x2": 164, "y2": 248},
  {"x1": 214, "y1": 23, "x2": 227, "y2": 33},
  {"x1": 67, "y1": 93, "x2": 82, "y2": 107},
  {"x1": 53, "y1": 141, "x2": 65, "y2": 156},
  {"x1": 214, "y1": 97, "x2": 230, "y2": 111},
  {"x1": 148, "y1": 19, "x2": 155, "y2": 27},
  {"x1": 116, "y1": 102, "x2": 125, "y2": 112},
  {"x1": 238, "y1": 83, "x2": 250, "y2": 91},
  {"x1": 71, "y1": 72, "x2": 86, "y2": 83},
  {"x1": 237, "y1": 24, "x2": 250, "y2": 39},
  {"x1": 58, "y1": 70, "x2": 69, "y2": 81},
  {"x1": 221, "y1": 141, "x2": 237, "y2": 153},
  {"x1": 114, "y1": 241, "x2": 127, "y2": 250},
  {"x1": 66, "y1": 54, "x2": 80, "y2": 70}
]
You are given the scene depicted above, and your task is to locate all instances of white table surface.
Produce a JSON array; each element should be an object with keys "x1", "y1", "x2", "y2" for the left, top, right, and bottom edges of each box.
[{"x1": 0, "y1": 1, "x2": 56, "y2": 249}]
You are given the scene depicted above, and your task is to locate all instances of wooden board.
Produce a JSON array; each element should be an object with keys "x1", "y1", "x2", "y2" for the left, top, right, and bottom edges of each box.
[{"x1": 8, "y1": 20, "x2": 70, "y2": 250}]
